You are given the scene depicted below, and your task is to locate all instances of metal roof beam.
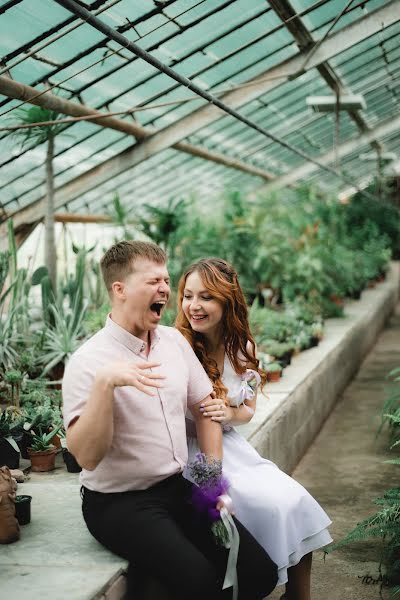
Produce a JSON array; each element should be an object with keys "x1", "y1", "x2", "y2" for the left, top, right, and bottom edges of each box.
[
  {"x1": 4, "y1": 138, "x2": 272, "y2": 232},
  {"x1": 86, "y1": 0, "x2": 399, "y2": 179},
  {"x1": 268, "y1": 0, "x2": 384, "y2": 153},
  {"x1": 258, "y1": 113, "x2": 400, "y2": 192},
  {"x1": 0, "y1": 75, "x2": 273, "y2": 188},
  {"x1": 3, "y1": 0, "x2": 398, "y2": 232}
]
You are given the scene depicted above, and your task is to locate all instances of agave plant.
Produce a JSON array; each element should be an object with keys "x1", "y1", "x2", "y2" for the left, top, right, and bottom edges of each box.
[
  {"x1": 28, "y1": 425, "x2": 62, "y2": 452},
  {"x1": 39, "y1": 295, "x2": 88, "y2": 376}
]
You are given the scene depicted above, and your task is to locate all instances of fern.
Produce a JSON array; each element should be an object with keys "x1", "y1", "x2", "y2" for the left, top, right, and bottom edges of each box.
[{"x1": 329, "y1": 363, "x2": 400, "y2": 592}]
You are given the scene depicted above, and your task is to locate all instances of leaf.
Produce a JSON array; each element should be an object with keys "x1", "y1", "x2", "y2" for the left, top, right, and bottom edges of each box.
[
  {"x1": 32, "y1": 266, "x2": 49, "y2": 286},
  {"x1": 5, "y1": 436, "x2": 20, "y2": 453}
]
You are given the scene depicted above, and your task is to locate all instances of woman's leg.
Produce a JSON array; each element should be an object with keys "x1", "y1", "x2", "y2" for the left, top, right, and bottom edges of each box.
[{"x1": 284, "y1": 552, "x2": 312, "y2": 600}]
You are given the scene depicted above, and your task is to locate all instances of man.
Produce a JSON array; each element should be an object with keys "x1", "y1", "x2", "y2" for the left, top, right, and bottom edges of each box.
[{"x1": 62, "y1": 240, "x2": 277, "y2": 600}]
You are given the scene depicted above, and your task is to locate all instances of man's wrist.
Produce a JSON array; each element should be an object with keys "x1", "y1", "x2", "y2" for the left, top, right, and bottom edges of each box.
[{"x1": 95, "y1": 372, "x2": 115, "y2": 391}]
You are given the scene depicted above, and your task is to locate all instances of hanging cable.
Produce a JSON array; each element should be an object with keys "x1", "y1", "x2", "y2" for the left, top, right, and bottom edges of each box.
[
  {"x1": 0, "y1": 0, "x2": 211, "y2": 119},
  {"x1": 300, "y1": 0, "x2": 355, "y2": 71},
  {"x1": 0, "y1": 0, "x2": 122, "y2": 78},
  {"x1": 0, "y1": 0, "x2": 329, "y2": 120},
  {"x1": 53, "y1": 0, "x2": 377, "y2": 199}
]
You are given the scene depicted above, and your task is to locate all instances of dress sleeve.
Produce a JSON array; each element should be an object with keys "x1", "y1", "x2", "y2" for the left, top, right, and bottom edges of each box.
[{"x1": 231, "y1": 369, "x2": 261, "y2": 408}]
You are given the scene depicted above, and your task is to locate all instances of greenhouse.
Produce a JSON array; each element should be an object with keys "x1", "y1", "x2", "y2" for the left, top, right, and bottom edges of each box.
[{"x1": 0, "y1": 0, "x2": 400, "y2": 598}]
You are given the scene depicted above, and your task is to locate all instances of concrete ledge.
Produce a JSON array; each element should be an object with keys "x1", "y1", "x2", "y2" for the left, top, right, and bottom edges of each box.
[
  {"x1": 236, "y1": 261, "x2": 400, "y2": 474},
  {"x1": 0, "y1": 466, "x2": 127, "y2": 600}
]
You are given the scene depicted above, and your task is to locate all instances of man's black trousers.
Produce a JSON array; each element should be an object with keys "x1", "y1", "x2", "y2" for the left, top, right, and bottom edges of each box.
[{"x1": 82, "y1": 473, "x2": 278, "y2": 600}]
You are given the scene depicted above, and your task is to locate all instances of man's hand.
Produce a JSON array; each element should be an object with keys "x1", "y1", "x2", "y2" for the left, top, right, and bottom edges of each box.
[{"x1": 96, "y1": 361, "x2": 165, "y2": 396}]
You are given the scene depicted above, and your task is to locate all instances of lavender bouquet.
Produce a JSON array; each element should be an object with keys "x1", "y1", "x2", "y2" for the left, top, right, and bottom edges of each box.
[{"x1": 188, "y1": 452, "x2": 231, "y2": 546}]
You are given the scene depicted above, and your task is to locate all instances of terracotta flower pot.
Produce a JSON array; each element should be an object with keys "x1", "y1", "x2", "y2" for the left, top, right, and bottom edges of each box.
[
  {"x1": 28, "y1": 446, "x2": 57, "y2": 472},
  {"x1": 330, "y1": 294, "x2": 344, "y2": 306},
  {"x1": 267, "y1": 371, "x2": 281, "y2": 383}
]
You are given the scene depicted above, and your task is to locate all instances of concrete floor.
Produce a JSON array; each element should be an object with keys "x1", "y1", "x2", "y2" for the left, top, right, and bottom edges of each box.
[{"x1": 268, "y1": 304, "x2": 400, "y2": 600}]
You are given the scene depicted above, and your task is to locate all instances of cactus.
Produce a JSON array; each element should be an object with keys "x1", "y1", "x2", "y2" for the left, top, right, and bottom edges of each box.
[{"x1": 41, "y1": 275, "x2": 55, "y2": 326}]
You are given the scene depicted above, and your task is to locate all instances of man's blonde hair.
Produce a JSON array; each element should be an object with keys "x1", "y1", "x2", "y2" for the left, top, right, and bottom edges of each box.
[{"x1": 100, "y1": 241, "x2": 166, "y2": 292}]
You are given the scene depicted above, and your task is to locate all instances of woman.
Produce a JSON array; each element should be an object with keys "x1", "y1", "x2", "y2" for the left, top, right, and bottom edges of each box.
[{"x1": 176, "y1": 257, "x2": 332, "y2": 600}]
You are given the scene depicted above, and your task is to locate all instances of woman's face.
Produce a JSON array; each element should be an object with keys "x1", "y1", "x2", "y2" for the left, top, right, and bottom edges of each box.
[{"x1": 182, "y1": 271, "x2": 224, "y2": 338}]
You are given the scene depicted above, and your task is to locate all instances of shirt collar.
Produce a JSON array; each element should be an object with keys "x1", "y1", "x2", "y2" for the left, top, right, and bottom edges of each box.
[{"x1": 105, "y1": 315, "x2": 160, "y2": 355}]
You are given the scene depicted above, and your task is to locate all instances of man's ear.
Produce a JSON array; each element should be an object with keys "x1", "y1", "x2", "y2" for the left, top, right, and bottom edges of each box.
[{"x1": 111, "y1": 280, "x2": 125, "y2": 299}]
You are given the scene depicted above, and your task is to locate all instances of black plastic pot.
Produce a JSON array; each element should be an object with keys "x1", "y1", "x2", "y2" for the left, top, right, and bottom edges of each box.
[
  {"x1": 18, "y1": 432, "x2": 31, "y2": 460},
  {"x1": 309, "y1": 336, "x2": 320, "y2": 348},
  {"x1": 277, "y1": 350, "x2": 293, "y2": 368},
  {"x1": 351, "y1": 289, "x2": 362, "y2": 300},
  {"x1": 62, "y1": 448, "x2": 82, "y2": 473},
  {"x1": 0, "y1": 438, "x2": 20, "y2": 469},
  {"x1": 15, "y1": 495, "x2": 32, "y2": 525}
]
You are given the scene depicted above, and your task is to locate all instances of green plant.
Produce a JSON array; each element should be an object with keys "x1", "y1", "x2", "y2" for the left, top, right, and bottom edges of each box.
[
  {"x1": 86, "y1": 259, "x2": 108, "y2": 309},
  {"x1": 328, "y1": 365, "x2": 400, "y2": 593},
  {"x1": 83, "y1": 303, "x2": 110, "y2": 336},
  {"x1": 0, "y1": 408, "x2": 24, "y2": 453},
  {"x1": 23, "y1": 404, "x2": 61, "y2": 437},
  {"x1": 107, "y1": 192, "x2": 135, "y2": 240},
  {"x1": 310, "y1": 321, "x2": 324, "y2": 340},
  {"x1": 31, "y1": 266, "x2": 56, "y2": 326},
  {"x1": 28, "y1": 426, "x2": 61, "y2": 452},
  {"x1": 38, "y1": 295, "x2": 88, "y2": 376},
  {"x1": 139, "y1": 196, "x2": 188, "y2": 254},
  {"x1": 293, "y1": 330, "x2": 312, "y2": 351},
  {"x1": 264, "y1": 361, "x2": 282, "y2": 373},
  {"x1": 258, "y1": 339, "x2": 293, "y2": 360},
  {"x1": 160, "y1": 305, "x2": 177, "y2": 327},
  {"x1": 4, "y1": 369, "x2": 23, "y2": 408}
]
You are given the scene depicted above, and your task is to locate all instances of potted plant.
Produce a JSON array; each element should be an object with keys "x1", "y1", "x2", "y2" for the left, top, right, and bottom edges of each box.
[
  {"x1": 27, "y1": 425, "x2": 61, "y2": 472},
  {"x1": 308, "y1": 321, "x2": 324, "y2": 346},
  {"x1": 262, "y1": 340, "x2": 294, "y2": 368},
  {"x1": 21, "y1": 405, "x2": 60, "y2": 459},
  {"x1": 265, "y1": 362, "x2": 283, "y2": 383},
  {"x1": 14, "y1": 495, "x2": 32, "y2": 525}
]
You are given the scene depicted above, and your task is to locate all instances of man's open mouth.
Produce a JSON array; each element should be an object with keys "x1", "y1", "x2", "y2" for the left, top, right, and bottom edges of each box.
[{"x1": 150, "y1": 301, "x2": 166, "y2": 316}]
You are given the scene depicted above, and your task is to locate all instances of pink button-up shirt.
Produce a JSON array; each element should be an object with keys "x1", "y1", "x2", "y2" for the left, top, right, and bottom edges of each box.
[{"x1": 62, "y1": 316, "x2": 213, "y2": 492}]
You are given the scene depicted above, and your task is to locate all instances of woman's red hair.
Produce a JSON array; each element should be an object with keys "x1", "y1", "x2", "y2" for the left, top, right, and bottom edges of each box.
[{"x1": 176, "y1": 257, "x2": 267, "y2": 402}]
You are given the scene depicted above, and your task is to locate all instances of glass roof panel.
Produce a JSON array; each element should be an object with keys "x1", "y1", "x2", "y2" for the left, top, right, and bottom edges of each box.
[{"x1": 0, "y1": 0, "x2": 398, "y2": 224}]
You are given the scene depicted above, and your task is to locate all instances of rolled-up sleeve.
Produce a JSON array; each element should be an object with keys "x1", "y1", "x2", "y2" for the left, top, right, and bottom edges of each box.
[
  {"x1": 62, "y1": 354, "x2": 95, "y2": 429},
  {"x1": 173, "y1": 330, "x2": 213, "y2": 407}
]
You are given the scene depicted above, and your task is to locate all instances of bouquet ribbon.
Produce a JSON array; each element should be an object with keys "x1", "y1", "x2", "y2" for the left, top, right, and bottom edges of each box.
[
  {"x1": 218, "y1": 495, "x2": 239, "y2": 600},
  {"x1": 188, "y1": 454, "x2": 239, "y2": 599}
]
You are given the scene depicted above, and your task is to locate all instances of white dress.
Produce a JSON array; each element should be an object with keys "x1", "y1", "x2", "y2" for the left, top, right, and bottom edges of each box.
[{"x1": 184, "y1": 354, "x2": 332, "y2": 586}]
